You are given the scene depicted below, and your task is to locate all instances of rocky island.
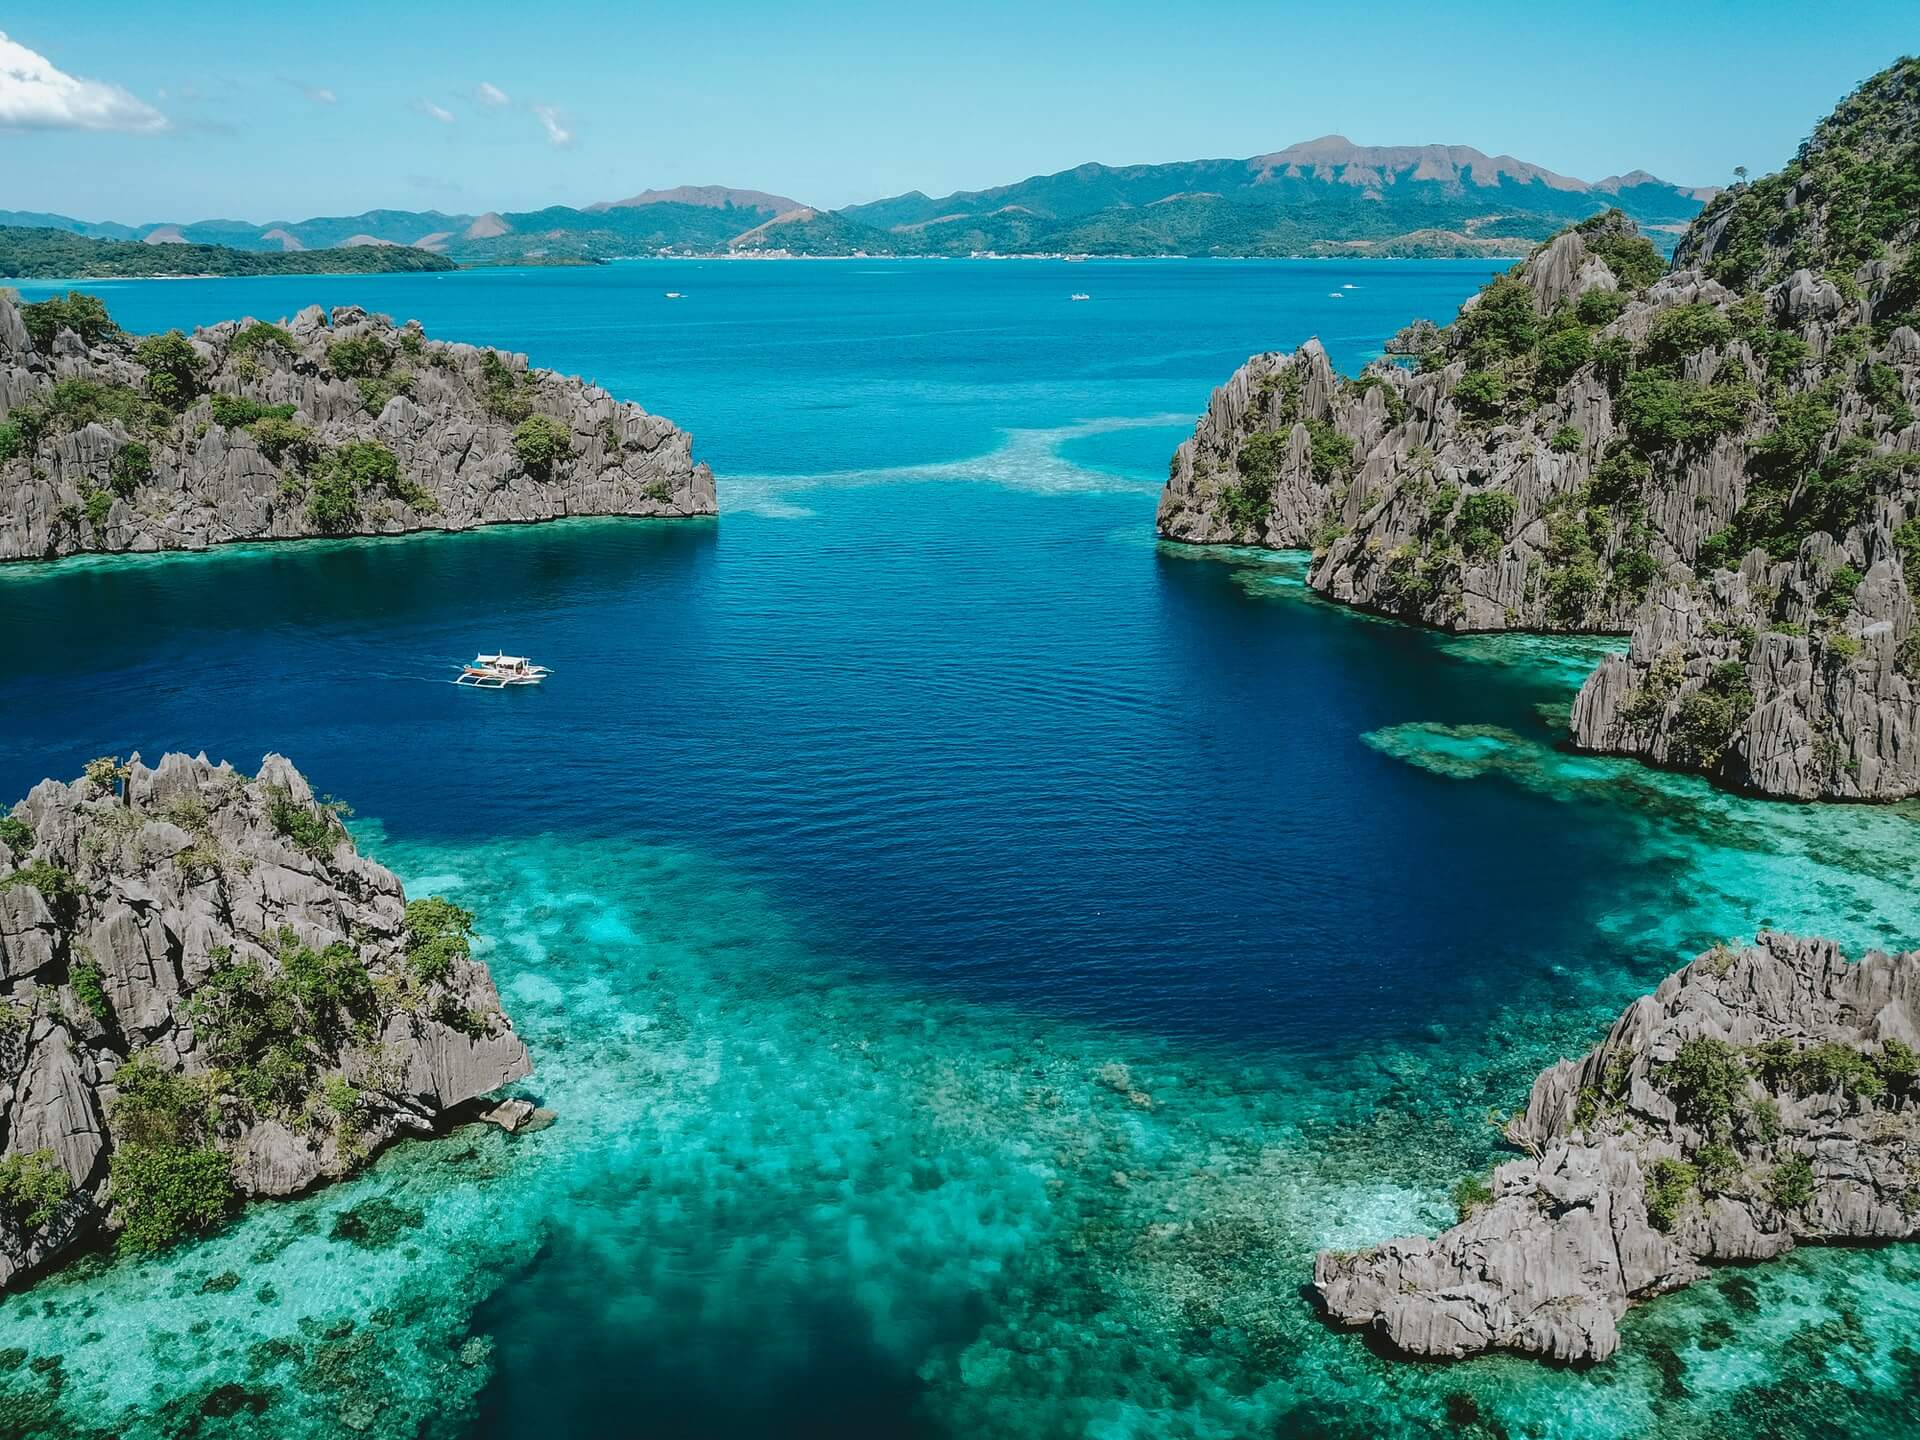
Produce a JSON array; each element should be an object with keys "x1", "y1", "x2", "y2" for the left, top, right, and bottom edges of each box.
[
  {"x1": 0, "y1": 753, "x2": 530, "y2": 1291},
  {"x1": 1160, "y1": 58, "x2": 1920, "y2": 800},
  {"x1": 1312, "y1": 933, "x2": 1920, "y2": 1364},
  {"x1": 0, "y1": 290, "x2": 715, "y2": 563}
]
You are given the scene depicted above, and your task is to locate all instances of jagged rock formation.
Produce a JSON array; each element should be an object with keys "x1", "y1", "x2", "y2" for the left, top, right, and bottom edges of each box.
[
  {"x1": 1160, "y1": 58, "x2": 1920, "y2": 799},
  {"x1": 1312, "y1": 933, "x2": 1920, "y2": 1363},
  {"x1": 0, "y1": 753, "x2": 531, "y2": 1290},
  {"x1": 0, "y1": 290, "x2": 715, "y2": 563}
]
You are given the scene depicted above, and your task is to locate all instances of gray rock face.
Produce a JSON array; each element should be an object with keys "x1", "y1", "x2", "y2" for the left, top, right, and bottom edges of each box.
[
  {"x1": 1157, "y1": 213, "x2": 1920, "y2": 798},
  {"x1": 1312, "y1": 933, "x2": 1920, "y2": 1362},
  {"x1": 0, "y1": 294, "x2": 716, "y2": 563},
  {"x1": 0, "y1": 752, "x2": 531, "y2": 1290},
  {"x1": 1570, "y1": 533, "x2": 1920, "y2": 799}
]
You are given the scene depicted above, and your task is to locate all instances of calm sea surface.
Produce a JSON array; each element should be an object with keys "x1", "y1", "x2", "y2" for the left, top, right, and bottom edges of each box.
[{"x1": 3, "y1": 260, "x2": 1919, "y2": 1438}]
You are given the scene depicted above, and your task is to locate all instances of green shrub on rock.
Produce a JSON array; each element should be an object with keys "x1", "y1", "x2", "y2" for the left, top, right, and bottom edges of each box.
[
  {"x1": 1660, "y1": 1036, "x2": 1749, "y2": 1131},
  {"x1": 1644, "y1": 1157, "x2": 1697, "y2": 1231},
  {"x1": 107, "y1": 1053, "x2": 233, "y2": 1253},
  {"x1": 1451, "y1": 369, "x2": 1506, "y2": 424},
  {"x1": 108, "y1": 441, "x2": 152, "y2": 498},
  {"x1": 0, "y1": 1149, "x2": 70, "y2": 1232},
  {"x1": 1768, "y1": 1154, "x2": 1815, "y2": 1212},
  {"x1": 20, "y1": 291, "x2": 116, "y2": 350},
  {"x1": 403, "y1": 896, "x2": 475, "y2": 985},
  {"x1": 133, "y1": 331, "x2": 200, "y2": 410},
  {"x1": 511, "y1": 414, "x2": 572, "y2": 476}
]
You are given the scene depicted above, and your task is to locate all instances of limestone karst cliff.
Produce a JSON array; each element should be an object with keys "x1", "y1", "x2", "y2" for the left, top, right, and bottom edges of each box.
[
  {"x1": 1160, "y1": 58, "x2": 1920, "y2": 799},
  {"x1": 0, "y1": 290, "x2": 716, "y2": 563},
  {"x1": 0, "y1": 753, "x2": 531, "y2": 1290},
  {"x1": 1312, "y1": 933, "x2": 1920, "y2": 1364}
]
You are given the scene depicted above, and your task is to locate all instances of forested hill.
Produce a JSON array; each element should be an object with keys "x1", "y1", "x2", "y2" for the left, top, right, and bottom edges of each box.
[{"x1": 0, "y1": 228, "x2": 458, "y2": 280}]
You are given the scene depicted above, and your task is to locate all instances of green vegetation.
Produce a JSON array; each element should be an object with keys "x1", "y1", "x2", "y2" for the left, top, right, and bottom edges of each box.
[
  {"x1": 511, "y1": 414, "x2": 572, "y2": 475},
  {"x1": 1768, "y1": 1153, "x2": 1816, "y2": 1212},
  {"x1": 1455, "y1": 276, "x2": 1540, "y2": 366},
  {"x1": 1749, "y1": 1039, "x2": 1886, "y2": 1102},
  {"x1": 0, "y1": 225, "x2": 458, "y2": 280},
  {"x1": 70, "y1": 953, "x2": 110, "y2": 1022},
  {"x1": 0, "y1": 859, "x2": 81, "y2": 910},
  {"x1": 207, "y1": 393, "x2": 296, "y2": 429},
  {"x1": 248, "y1": 415, "x2": 314, "y2": 464},
  {"x1": 0, "y1": 815, "x2": 31, "y2": 857},
  {"x1": 187, "y1": 931, "x2": 376, "y2": 1117},
  {"x1": 0, "y1": 1149, "x2": 70, "y2": 1232},
  {"x1": 1667, "y1": 662, "x2": 1755, "y2": 769},
  {"x1": 300, "y1": 440, "x2": 418, "y2": 531},
  {"x1": 324, "y1": 336, "x2": 391, "y2": 380},
  {"x1": 1451, "y1": 1173, "x2": 1494, "y2": 1222},
  {"x1": 1644, "y1": 1157, "x2": 1697, "y2": 1231},
  {"x1": 1225, "y1": 430, "x2": 1287, "y2": 533},
  {"x1": 227, "y1": 322, "x2": 296, "y2": 356},
  {"x1": 1457, "y1": 491, "x2": 1514, "y2": 561},
  {"x1": 1642, "y1": 304, "x2": 1733, "y2": 368},
  {"x1": 19, "y1": 289, "x2": 116, "y2": 349},
  {"x1": 1616, "y1": 371, "x2": 1753, "y2": 451},
  {"x1": 1304, "y1": 419, "x2": 1354, "y2": 484},
  {"x1": 1576, "y1": 211, "x2": 1666, "y2": 288},
  {"x1": 263, "y1": 783, "x2": 342, "y2": 856},
  {"x1": 479, "y1": 350, "x2": 533, "y2": 422},
  {"x1": 1549, "y1": 424, "x2": 1583, "y2": 454},
  {"x1": 108, "y1": 441, "x2": 152, "y2": 497},
  {"x1": 1451, "y1": 369, "x2": 1506, "y2": 423},
  {"x1": 1341, "y1": 373, "x2": 1407, "y2": 427},
  {"x1": 132, "y1": 330, "x2": 199, "y2": 410},
  {"x1": 107, "y1": 1053, "x2": 232, "y2": 1254},
  {"x1": 403, "y1": 896, "x2": 475, "y2": 985},
  {"x1": 1660, "y1": 1036, "x2": 1749, "y2": 1132}
]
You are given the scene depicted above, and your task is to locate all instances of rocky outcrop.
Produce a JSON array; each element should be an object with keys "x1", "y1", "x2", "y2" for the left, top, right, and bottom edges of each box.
[
  {"x1": 1571, "y1": 530, "x2": 1920, "y2": 799},
  {"x1": 1312, "y1": 933, "x2": 1920, "y2": 1363},
  {"x1": 0, "y1": 292, "x2": 715, "y2": 563},
  {"x1": 1160, "y1": 59, "x2": 1920, "y2": 798},
  {"x1": 0, "y1": 753, "x2": 531, "y2": 1290}
]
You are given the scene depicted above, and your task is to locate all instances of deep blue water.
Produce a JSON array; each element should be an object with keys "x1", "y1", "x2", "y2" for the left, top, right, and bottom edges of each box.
[{"x1": 4, "y1": 260, "x2": 1920, "y2": 1439}]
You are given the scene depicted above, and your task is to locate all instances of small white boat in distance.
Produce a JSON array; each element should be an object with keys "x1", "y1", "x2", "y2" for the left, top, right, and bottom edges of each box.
[
  {"x1": 1070, "y1": 292, "x2": 1091, "y2": 301},
  {"x1": 456, "y1": 653, "x2": 550, "y2": 688},
  {"x1": 664, "y1": 291, "x2": 684, "y2": 299}
]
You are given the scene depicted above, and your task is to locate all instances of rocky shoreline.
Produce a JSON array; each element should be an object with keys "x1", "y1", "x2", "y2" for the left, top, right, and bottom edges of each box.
[
  {"x1": 0, "y1": 290, "x2": 715, "y2": 564},
  {"x1": 1158, "y1": 59, "x2": 1920, "y2": 800},
  {"x1": 0, "y1": 753, "x2": 531, "y2": 1291},
  {"x1": 1311, "y1": 933, "x2": 1920, "y2": 1363}
]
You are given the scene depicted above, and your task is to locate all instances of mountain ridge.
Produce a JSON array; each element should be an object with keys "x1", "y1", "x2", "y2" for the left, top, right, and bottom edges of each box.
[{"x1": 2, "y1": 136, "x2": 1711, "y2": 262}]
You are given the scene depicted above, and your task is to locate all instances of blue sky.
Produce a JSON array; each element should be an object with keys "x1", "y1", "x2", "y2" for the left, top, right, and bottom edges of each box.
[{"x1": 2, "y1": 1, "x2": 1914, "y2": 223}]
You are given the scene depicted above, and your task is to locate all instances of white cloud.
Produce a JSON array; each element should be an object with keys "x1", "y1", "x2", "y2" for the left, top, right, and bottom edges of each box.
[
  {"x1": 414, "y1": 98, "x2": 455, "y2": 124},
  {"x1": 303, "y1": 85, "x2": 337, "y2": 105},
  {"x1": 474, "y1": 81, "x2": 509, "y2": 109},
  {"x1": 532, "y1": 103, "x2": 571, "y2": 147},
  {"x1": 0, "y1": 30, "x2": 167, "y2": 133}
]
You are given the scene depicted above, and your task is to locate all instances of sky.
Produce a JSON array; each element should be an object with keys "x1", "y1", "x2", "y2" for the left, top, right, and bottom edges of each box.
[{"x1": 1, "y1": 1, "x2": 1914, "y2": 225}]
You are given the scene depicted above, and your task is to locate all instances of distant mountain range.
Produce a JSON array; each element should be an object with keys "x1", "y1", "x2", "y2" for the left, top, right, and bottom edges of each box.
[{"x1": 2, "y1": 140, "x2": 1716, "y2": 268}]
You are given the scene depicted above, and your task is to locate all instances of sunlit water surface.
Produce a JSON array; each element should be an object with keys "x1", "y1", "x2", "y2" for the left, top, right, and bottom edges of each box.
[{"x1": 2, "y1": 260, "x2": 1918, "y2": 1438}]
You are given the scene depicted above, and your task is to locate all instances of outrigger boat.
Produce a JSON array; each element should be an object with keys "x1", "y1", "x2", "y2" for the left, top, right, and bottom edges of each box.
[{"x1": 455, "y1": 653, "x2": 551, "y2": 688}]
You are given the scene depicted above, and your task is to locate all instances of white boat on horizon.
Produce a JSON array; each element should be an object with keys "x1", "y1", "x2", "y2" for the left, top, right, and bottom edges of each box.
[
  {"x1": 1070, "y1": 292, "x2": 1091, "y2": 301},
  {"x1": 455, "y1": 653, "x2": 551, "y2": 688}
]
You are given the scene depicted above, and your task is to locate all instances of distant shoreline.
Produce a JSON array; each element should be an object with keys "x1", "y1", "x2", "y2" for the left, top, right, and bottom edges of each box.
[{"x1": 5, "y1": 252, "x2": 1523, "y2": 286}]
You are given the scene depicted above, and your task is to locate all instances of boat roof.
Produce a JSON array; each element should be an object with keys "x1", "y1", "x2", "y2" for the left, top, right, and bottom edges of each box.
[{"x1": 475, "y1": 653, "x2": 530, "y2": 665}]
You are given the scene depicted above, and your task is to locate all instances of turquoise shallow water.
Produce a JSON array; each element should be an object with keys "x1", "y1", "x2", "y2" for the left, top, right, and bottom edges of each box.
[{"x1": 3, "y1": 261, "x2": 1920, "y2": 1437}]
